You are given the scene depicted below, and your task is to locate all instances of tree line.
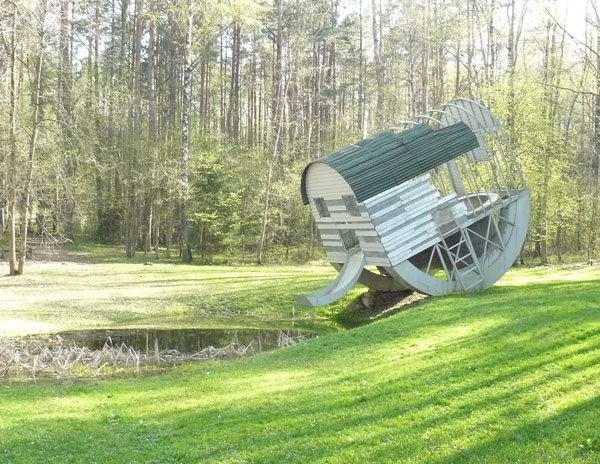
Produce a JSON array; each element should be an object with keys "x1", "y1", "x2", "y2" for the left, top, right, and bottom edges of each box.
[{"x1": 1, "y1": 0, "x2": 599, "y2": 274}]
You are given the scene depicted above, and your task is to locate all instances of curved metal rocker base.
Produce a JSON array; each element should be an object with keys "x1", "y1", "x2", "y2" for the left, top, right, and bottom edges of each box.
[
  {"x1": 294, "y1": 251, "x2": 366, "y2": 307},
  {"x1": 331, "y1": 263, "x2": 408, "y2": 293},
  {"x1": 385, "y1": 193, "x2": 530, "y2": 296}
]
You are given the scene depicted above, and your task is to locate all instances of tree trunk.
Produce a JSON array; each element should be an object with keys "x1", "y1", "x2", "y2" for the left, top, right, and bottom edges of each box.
[
  {"x1": 486, "y1": 0, "x2": 496, "y2": 86},
  {"x1": 258, "y1": 0, "x2": 283, "y2": 264},
  {"x1": 358, "y1": 0, "x2": 366, "y2": 136},
  {"x1": 421, "y1": 0, "x2": 430, "y2": 112},
  {"x1": 59, "y1": 0, "x2": 75, "y2": 241},
  {"x1": 180, "y1": 11, "x2": 193, "y2": 263},
  {"x1": 372, "y1": 0, "x2": 383, "y2": 126},
  {"x1": 93, "y1": 0, "x2": 106, "y2": 241},
  {"x1": 149, "y1": 0, "x2": 159, "y2": 259},
  {"x1": 6, "y1": 3, "x2": 18, "y2": 276},
  {"x1": 19, "y1": 0, "x2": 48, "y2": 275},
  {"x1": 588, "y1": 22, "x2": 600, "y2": 263}
]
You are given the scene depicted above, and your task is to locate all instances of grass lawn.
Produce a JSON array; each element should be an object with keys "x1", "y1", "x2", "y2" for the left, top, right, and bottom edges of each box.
[
  {"x1": 1, "y1": 252, "x2": 600, "y2": 463},
  {"x1": 0, "y1": 245, "x2": 360, "y2": 335}
]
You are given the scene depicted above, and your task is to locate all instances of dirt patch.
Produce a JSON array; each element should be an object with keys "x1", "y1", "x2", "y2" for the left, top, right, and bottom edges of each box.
[
  {"x1": 9, "y1": 236, "x2": 74, "y2": 263},
  {"x1": 360, "y1": 289, "x2": 429, "y2": 319}
]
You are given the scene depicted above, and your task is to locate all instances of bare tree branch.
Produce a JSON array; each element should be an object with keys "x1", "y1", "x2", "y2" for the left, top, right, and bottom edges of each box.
[
  {"x1": 536, "y1": 81, "x2": 599, "y2": 97},
  {"x1": 544, "y1": 6, "x2": 599, "y2": 59}
]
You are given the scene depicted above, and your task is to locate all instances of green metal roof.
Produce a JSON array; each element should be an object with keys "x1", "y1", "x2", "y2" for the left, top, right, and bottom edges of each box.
[{"x1": 301, "y1": 122, "x2": 479, "y2": 204}]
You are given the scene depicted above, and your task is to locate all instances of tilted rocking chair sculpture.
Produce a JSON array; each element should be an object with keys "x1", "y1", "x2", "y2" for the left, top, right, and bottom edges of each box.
[{"x1": 295, "y1": 98, "x2": 530, "y2": 307}]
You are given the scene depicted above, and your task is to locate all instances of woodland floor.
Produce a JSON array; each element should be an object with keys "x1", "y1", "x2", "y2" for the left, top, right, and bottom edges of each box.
[{"x1": 0, "y1": 247, "x2": 599, "y2": 463}]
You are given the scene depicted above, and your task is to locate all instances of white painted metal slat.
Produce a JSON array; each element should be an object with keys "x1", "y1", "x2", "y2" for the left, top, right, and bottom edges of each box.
[
  {"x1": 377, "y1": 199, "x2": 436, "y2": 235},
  {"x1": 382, "y1": 220, "x2": 438, "y2": 248},
  {"x1": 364, "y1": 257, "x2": 391, "y2": 266},
  {"x1": 399, "y1": 183, "x2": 438, "y2": 207},
  {"x1": 373, "y1": 210, "x2": 408, "y2": 229},
  {"x1": 316, "y1": 216, "x2": 372, "y2": 224},
  {"x1": 451, "y1": 203, "x2": 468, "y2": 218},
  {"x1": 378, "y1": 213, "x2": 428, "y2": 239},
  {"x1": 354, "y1": 230, "x2": 379, "y2": 237},
  {"x1": 358, "y1": 242, "x2": 386, "y2": 252},
  {"x1": 368, "y1": 181, "x2": 437, "y2": 222},
  {"x1": 380, "y1": 214, "x2": 435, "y2": 246},
  {"x1": 326, "y1": 252, "x2": 347, "y2": 263},
  {"x1": 382, "y1": 221, "x2": 438, "y2": 251},
  {"x1": 389, "y1": 236, "x2": 441, "y2": 266},
  {"x1": 317, "y1": 222, "x2": 376, "y2": 230},
  {"x1": 386, "y1": 226, "x2": 439, "y2": 256},
  {"x1": 363, "y1": 174, "x2": 431, "y2": 206},
  {"x1": 322, "y1": 240, "x2": 344, "y2": 247},
  {"x1": 305, "y1": 163, "x2": 354, "y2": 201},
  {"x1": 329, "y1": 213, "x2": 373, "y2": 222},
  {"x1": 363, "y1": 185, "x2": 404, "y2": 207},
  {"x1": 402, "y1": 193, "x2": 440, "y2": 216},
  {"x1": 438, "y1": 192, "x2": 459, "y2": 205},
  {"x1": 368, "y1": 199, "x2": 403, "y2": 219},
  {"x1": 320, "y1": 233, "x2": 341, "y2": 240}
]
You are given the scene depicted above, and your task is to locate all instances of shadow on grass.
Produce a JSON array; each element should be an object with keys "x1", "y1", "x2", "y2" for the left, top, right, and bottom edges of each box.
[
  {"x1": 331, "y1": 291, "x2": 429, "y2": 329},
  {"x1": 427, "y1": 394, "x2": 600, "y2": 464}
]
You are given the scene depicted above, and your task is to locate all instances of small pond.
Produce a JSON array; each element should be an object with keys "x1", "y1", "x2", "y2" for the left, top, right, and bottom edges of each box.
[
  {"x1": 55, "y1": 328, "x2": 313, "y2": 353},
  {"x1": 1, "y1": 328, "x2": 316, "y2": 380}
]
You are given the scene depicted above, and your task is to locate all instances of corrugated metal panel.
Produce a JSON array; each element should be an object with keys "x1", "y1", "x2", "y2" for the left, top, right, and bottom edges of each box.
[{"x1": 300, "y1": 122, "x2": 479, "y2": 204}]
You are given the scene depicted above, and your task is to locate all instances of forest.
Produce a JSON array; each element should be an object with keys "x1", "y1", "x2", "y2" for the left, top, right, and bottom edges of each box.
[{"x1": 0, "y1": 0, "x2": 598, "y2": 274}]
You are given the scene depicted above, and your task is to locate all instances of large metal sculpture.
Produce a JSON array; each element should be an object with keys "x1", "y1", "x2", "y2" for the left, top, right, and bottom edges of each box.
[{"x1": 295, "y1": 98, "x2": 530, "y2": 307}]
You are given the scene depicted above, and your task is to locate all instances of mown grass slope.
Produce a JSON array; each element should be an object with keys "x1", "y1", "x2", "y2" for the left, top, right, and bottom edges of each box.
[{"x1": 1, "y1": 265, "x2": 599, "y2": 463}]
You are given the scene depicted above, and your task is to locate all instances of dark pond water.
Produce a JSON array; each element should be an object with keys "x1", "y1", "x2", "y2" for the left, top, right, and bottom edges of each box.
[
  {"x1": 54, "y1": 328, "x2": 314, "y2": 354},
  {"x1": 0, "y1": 328, "x2": 317, "y2": 380}
]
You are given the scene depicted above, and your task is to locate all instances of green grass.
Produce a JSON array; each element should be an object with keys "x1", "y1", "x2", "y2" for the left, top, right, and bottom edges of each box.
[
  {"x1": 0, "y1": 242, "x2": 415, "y2": 335},
  {"x1": 0, "y1": 259, "x2": 359, "y2": 336},
  {"x1": 1, "y1": 261, "x2": 599, "y2": 463}
]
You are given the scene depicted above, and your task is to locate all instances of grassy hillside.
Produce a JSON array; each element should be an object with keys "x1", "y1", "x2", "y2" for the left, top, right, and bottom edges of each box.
[{"x1": 1, "y1": 265, "x2": 599, "y2": 463}]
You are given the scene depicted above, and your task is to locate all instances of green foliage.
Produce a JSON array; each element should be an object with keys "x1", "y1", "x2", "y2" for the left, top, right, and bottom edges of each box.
[
  {"x1": 3, "y1": 0, "x2": 600, "y2": 271},
  {"x1": 483, "y1": 69, "x2": 583, "y2": 260}
]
